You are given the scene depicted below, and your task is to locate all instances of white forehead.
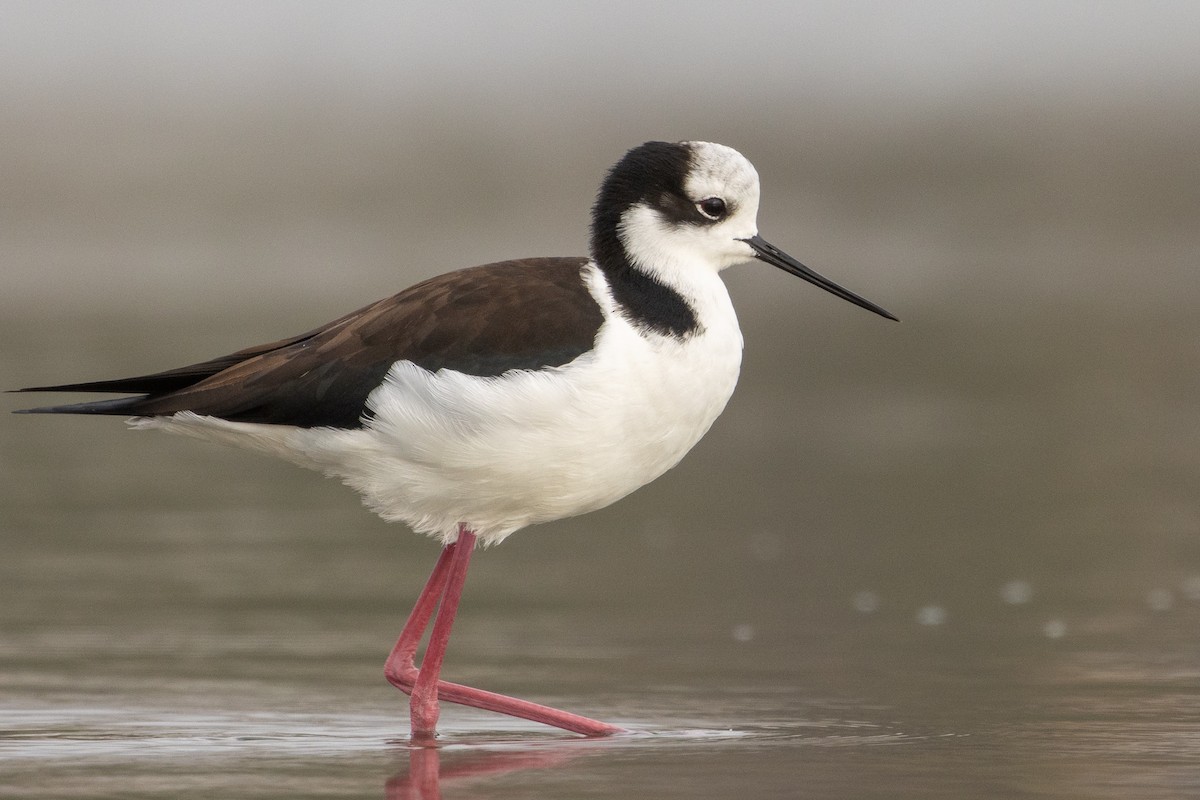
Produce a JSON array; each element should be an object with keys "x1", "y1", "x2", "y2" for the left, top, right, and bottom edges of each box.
[{"x1": 681, "y1": 141, "x2": 760, "y2": 204}]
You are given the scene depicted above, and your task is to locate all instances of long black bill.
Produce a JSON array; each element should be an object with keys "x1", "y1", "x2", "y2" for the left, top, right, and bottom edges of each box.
[{"x1": 743, "y1": 235, "x2": 898, "y2": 321}]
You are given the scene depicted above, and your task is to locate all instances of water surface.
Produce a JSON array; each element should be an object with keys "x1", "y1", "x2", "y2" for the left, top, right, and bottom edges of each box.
[{"x1": 5, "y1": 302, "x2": 1200, "y2": 798}]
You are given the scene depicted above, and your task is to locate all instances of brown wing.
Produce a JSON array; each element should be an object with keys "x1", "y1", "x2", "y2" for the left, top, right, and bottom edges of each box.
[{"x1": 15, "y1": 257, "x2": 603, "y2": 429}]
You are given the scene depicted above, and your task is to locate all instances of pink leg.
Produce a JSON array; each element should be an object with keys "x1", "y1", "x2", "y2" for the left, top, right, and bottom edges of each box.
[
  {"x1": 384, "y1": 524, "x2": 623, "y2": 739},
  {"x1": 406, "y1": 527, "x2": 475, "y2": 737},
  {"x1": 384, "y1": 543, "x2": 457, "y2": 682}
]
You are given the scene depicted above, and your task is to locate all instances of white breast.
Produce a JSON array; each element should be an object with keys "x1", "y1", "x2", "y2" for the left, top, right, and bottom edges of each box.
[{"x1": 139, "y1": 265, "x2": 744, "y2": 545}]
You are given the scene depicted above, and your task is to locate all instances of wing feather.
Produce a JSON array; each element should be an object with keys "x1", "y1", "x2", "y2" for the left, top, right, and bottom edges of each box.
[{"x1": 14, "y1": 257, "x2": 602, "y2": 429}]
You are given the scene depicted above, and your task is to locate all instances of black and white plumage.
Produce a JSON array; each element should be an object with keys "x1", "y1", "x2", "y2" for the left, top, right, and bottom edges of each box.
[
  {"x1": 16, "y1": 140, "x2": 895, "y2": 547},
  {"x1": 15, "y1": 140, "x2": 896, "y2": 738}
]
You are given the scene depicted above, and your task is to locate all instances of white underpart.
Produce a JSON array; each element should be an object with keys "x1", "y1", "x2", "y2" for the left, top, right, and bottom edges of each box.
[{"x1": 133, "y1": 142, "x2": 762, "y2": 546}]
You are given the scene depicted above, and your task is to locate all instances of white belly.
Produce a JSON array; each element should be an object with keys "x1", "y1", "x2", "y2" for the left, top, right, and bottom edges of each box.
[{"x1": 362, "y1": 321, "x2": 739, "y2": 542}]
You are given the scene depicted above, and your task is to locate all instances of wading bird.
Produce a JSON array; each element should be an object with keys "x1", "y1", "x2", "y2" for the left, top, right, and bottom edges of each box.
[{"x1": 15, "y1": 141, "x2": 896, "y2": 739}]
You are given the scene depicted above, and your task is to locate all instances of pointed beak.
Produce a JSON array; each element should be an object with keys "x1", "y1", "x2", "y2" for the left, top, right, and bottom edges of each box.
[{"x1": 742, "y1": 235, "x2": 898, "y2": 321}]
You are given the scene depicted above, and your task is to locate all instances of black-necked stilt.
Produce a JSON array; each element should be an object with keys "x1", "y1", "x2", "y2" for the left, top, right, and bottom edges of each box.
[{"x1": 14, "y1": 141, "x2": 896, "y2": 739}]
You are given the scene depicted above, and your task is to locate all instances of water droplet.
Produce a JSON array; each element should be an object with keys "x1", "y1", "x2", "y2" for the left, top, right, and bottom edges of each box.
[
  {"x1": 1042, "y1": 619, "x2": 1067, "y2": 639},
  {"x1": 1000, "y1": 580, "x2": 1033, "y2": 605},
  {"x1": 1146, "y1": 588, "x2": 1173, "y2": 612},
  {"x1": 915, "y1": 605, "x2": 947, "y2": 626},
  {"x1": 732, "y1": 623, "x2": 755, "y2": 642},
  {"x1": 852, "y1": 591, "x2": 880, "y2": 613}
]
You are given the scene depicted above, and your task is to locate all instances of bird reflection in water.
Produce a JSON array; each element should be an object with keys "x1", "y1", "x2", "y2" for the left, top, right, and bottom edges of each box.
[{"x1": 385, "y1": 743, "x2": 586, "y2": 799}]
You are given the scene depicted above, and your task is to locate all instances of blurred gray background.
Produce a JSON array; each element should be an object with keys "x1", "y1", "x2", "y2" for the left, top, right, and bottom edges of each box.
[
  {"x1": 4, "y1": 1, "x2": 1197, "y2": 313},
  {"x1": 3, "y1": 3, "x2": 1199, "y2": 798}
]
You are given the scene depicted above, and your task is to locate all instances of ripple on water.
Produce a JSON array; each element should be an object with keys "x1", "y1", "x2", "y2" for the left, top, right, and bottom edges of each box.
[{"x1": 0, "y1": 704, "x2": 920, "y2": 762}]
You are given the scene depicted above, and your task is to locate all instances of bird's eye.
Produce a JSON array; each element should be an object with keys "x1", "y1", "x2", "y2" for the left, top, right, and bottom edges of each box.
[{"x1": 696, "y1": 197, "x2": 727, "y2": 221}]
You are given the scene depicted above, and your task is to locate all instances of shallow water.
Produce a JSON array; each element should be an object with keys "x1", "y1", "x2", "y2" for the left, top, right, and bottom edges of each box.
[
  {"x1": 5, "y1": 300, "x2": 1200, "y2": 798},
  {"x1": 4, "y1": 20, "x2": 1200, "y2": 787}
]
